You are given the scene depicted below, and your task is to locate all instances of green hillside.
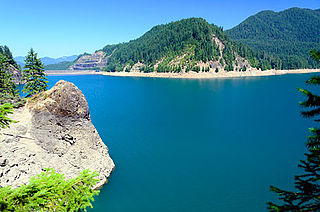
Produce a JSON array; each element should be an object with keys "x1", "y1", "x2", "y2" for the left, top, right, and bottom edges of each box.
[
  {"x1": 227, "y1": 7, "x2": 320, "y2": 69},
  {"x1": 44, "y1": 61, "x2": 75, "y2": 70},
  {"x1": 101, "y1": 18, "x2": 281, "y2": 72}
]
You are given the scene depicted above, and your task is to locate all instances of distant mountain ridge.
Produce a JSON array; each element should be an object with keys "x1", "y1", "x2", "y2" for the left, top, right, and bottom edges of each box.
[
  {"x1": 14, "y1": 55, "x2": 78, "y2": 68},
  {"x1": 41, "y1": 55, "x2": 78, "y2": 65},
  {"x1": 227, "y1": 7, "x2": 320, "y2": 69}
]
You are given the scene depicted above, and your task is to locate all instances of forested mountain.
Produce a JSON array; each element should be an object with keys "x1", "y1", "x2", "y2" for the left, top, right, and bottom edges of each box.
[
  {"x1": 227, "y1": 7, "x2": 320, "y2": 69},
  {"x1": 44, "y1": 61, "x2": 75, "y2": 70},
  {"x1": 98, "y1": 18, "x2": 281, "y2": 73}
]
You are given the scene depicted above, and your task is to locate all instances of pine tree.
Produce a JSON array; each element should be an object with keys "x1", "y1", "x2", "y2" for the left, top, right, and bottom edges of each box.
[
  {"x1": 0, "y1": 45, "x2": 19, "y2": 69},
  {"x1": 268, "y1": 50, "x2": 320, "y2": 211},
  {"x1": 22, "y1": 49, "x2": 48, "y2": 97},
  {"x1": 0, "y1": 54, "x2": 16, "y2": 96}
]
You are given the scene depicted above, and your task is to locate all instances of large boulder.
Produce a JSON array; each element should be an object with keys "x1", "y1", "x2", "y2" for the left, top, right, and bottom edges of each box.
[{"x1": 0, "y1": 80, "x2": 115, "y2": 189}]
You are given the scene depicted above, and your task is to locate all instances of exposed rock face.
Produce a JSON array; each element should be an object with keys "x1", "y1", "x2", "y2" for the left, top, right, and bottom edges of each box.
[
  {"x1": 69, "y1": 51, "x2": 108, "y2": 71},
  {"x1": 8, "y1": 65, "x2": 23, "y2": 84},
  {"x1": 0, "y1": 80, "x2": 115, "y2": 189}
]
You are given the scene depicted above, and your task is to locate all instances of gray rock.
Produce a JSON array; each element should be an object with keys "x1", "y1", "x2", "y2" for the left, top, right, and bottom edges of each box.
[
  {"x1": 69, "y1": 51, "x2": 108, "y2": 71},
  {"x1": 8, "y1": 64, "x2": 23, "y2": 84},
  {"x1": 0, "y1": 80, "x2": 115, "y2": 189}
]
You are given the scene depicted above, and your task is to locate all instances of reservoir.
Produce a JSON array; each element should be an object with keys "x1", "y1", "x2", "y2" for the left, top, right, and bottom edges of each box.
[{"x1": 47, "y1": 74, "x2": 314, "y2": 211}]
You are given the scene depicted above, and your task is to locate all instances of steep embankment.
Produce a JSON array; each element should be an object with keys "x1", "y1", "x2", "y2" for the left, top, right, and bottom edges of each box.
[
  {"x1": 0, "y1": 80, "x2": 115, "y2": 189},
  {"x1": 227, "y1": 7, "x2": 320, "y2": 69},
  {"x1": 69, "y1": 51, "x2": 108, "y2": 71}
]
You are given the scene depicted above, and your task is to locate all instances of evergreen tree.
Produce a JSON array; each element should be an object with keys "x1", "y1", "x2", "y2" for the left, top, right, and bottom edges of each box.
[
  {"x1": 0, "y1": 54, "x2": 16, "y2": 96},
  {"x1": 22, "y1": 49, "x2": 48, "y2": 97},
  {"x1": 0, "y1": 45, "x2": 19, "y2": 69},
  {"x1": 268, "y1": 50, "x2": 320, "y2": 211},
  {"x1": 0, "y1": 46, "x2": 24, "y2": 108},
  {"x1": 227, "y1": 8, "x2": 320, "y2": 69}
]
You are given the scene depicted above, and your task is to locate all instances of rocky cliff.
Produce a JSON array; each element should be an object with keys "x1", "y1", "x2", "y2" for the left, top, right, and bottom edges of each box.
[
  {"x1": 0, "y1": 80, "x2": 115, "y2": 189},
  {"x1": 69, "y1": 51, "x2": 108, "y2": 71},
  {"x1": 8, "y1": 64, "x2": 23, "y2": 84}
]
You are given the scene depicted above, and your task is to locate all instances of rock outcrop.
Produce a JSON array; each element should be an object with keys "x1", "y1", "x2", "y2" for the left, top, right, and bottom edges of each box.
[
  {"x1": 0, "y1": 80, "x2": 115, "y2": 189},
  {"x1": 8, "y1": 64, "x2": 23, "y2": 84},
  {"x1": 69, "y1": 51, "x2": 108, "y2": 71}
]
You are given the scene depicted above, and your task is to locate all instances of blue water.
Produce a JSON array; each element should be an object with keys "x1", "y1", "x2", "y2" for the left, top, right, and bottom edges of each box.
[{"x1": 46, "y1": 74, "x2": 315, "y2": 211}]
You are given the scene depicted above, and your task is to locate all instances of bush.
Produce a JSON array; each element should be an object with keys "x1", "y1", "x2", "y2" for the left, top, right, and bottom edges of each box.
[
  {"x1": 0, "y1": 103, "x2": 16, "y2": 130},
  {"x1": 0, "y1": 169, "x2": 100, "y2": 211}
]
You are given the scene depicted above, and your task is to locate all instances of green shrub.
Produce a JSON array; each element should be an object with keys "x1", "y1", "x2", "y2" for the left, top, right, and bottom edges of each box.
[
  {"x1": 0, "y1": 103, "x2": 16, "y2": 130},
  {"x1": 0, "y1": 169, "x2": 100, "y2": 211}
]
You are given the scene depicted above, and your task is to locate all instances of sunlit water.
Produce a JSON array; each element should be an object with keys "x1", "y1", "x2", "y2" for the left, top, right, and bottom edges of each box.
[{"x1": 44, "y1": 74, "x2": 315, "y2": 211}]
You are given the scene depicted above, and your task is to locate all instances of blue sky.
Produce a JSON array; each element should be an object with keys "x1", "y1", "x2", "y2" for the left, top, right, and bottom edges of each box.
[{"x1": 0, "y1": 0, "x2": 319, "y2": 58}]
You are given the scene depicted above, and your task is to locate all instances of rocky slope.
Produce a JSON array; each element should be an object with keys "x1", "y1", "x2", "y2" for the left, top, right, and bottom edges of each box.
[
  {"x1": 8, "y1": 64, "x2": 23, "y2": 84},
  {"x1": 69, "y1": 51, "x2": 108, "y2": 71},
  {"x1": 0, "y1": 80, "x2": 115, "y2": 189}
]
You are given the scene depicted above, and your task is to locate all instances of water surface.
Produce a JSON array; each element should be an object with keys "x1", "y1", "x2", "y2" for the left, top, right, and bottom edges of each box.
[{"x1": 47, "y1": 74, "x2": 315, "y2": 211}]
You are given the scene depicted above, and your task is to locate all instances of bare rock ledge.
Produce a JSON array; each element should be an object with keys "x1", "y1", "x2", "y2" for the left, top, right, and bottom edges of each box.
[{"x1": 0, "y1": 80, "x2": 115, "y2": 189}]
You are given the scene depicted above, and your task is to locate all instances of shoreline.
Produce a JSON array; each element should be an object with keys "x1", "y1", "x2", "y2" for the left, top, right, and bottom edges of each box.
[
  {"x1": 45, "y1": 70, "x2": 101, "y2": 76},
  {"x1": 45, "y1": 69, "x2": 320, "y2": 78},
  {"x1": 101, "y1": 69, "x2": 320, "y2": 79}
]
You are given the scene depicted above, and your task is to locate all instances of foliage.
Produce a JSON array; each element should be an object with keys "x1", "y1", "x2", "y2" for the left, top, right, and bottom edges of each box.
[
  {"x1": 0, "y1": 103, "x2": 16, "y2": 130},
  {"x1": 0, "y1": 54, "x2": 16, "y2": 96},
  {"x1": 267, "y1": 51, "x2": 320, "y2": 211},
  {"x1": 102, "y1": 44, "x2": 119, "y2": 56},
  {"x1": 101, "y1": 18, "x2": 298, "y2": 72},
  {"x1": 0, "y1": 51, "x2": 24, "y2": 108},
  {"x1": 103, "y1": 18, "x2": 219, "y2": 72},
  {"x1": 0, "y1": 169, "x2": 100, "y2": 211},
  {"x1": 22, "y1": 49, "x2": 48, "y2": 97},
  {"x1": 0, "y1": 45, "x2": 20, "y2": 70},
  {"x1": 44, "y1": 61, "x2": 75, "y2": 70},
  {"x1": 227, "y1": 8, "x2": 320, "y2": 69}
]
